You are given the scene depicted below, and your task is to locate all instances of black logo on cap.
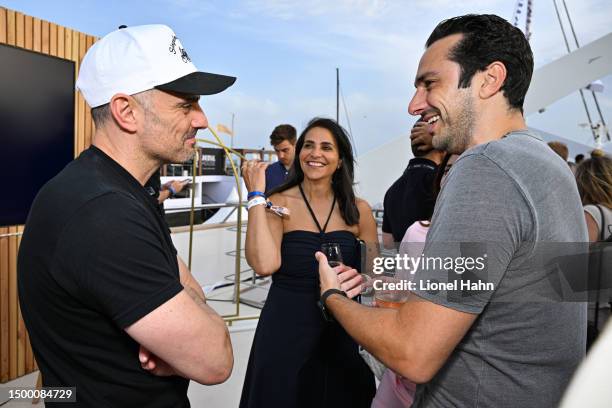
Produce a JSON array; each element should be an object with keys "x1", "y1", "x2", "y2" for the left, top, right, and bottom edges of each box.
[
  {"x1": 180, "y1": 47, "x2": 191, "y2": 63},
  {"x1": 169, "y1": 35, "x2": 177, "y2": 54},
  {"x1": 169, "y1": 35, "x2": 191, "y2": 63}
]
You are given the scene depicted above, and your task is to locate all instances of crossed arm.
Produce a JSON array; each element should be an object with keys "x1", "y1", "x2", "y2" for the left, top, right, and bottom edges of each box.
[{"x1": 125, "y1": 256, "x2": 233, "y2": 385}]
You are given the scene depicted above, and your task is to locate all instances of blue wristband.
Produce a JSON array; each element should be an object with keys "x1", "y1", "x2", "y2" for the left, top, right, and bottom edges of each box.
[
  {"x1": 247, "y1": 191, "x2": 266, "y2": 200},
  {"x1": 168, "y1": 185, "x2": 177, "y2": 197}
]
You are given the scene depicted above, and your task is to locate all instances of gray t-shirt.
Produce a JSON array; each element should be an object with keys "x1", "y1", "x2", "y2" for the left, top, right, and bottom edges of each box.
[{"x1": 412, "y1": 130, "x2": 588, "y2": 408}]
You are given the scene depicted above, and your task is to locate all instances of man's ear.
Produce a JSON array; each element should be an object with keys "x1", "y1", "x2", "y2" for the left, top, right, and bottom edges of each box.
[
  {"x1": 109, "y1": 94, "x2": 139, "y2": 133},
  {"x1": 479, "y1": 61, "x2": 507, "y2": 100}
]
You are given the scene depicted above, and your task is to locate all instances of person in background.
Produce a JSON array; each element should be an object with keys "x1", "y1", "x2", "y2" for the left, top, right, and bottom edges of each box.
[
  {"x1": 576, "y1": 155, "x2": 612, "y2": 243},
  {"x1": 265, "y1": 124, "x2": 297, "y2": 194},
  {"x1": 372, "y1": 152, "x2": 458, "y2": 408},
  {"x1": 575, "y1": 155, "x2": 612, "y2": 336},
  {"x1": 381, "y1": 120, "x2": 444, "y2": 249},
  {"x1": 240, "y1": 118, "x2": 376, "y2": 408},
  {"x1": 575, "y1": 153, "x2": 585, "y2": 165},
  {"x1": 18, "y1": 24, "x2": 235, "y2": 407},
  {"x1": 401, "y1": 153, "x2": 459, "y2": 247},
  {"x1": 159, "y1": 178, "x2": 190, "y2": 204},
  {"x1": 548, "y1": 141, "x2": 570, "y2": 161},
  {"x1": 144, "y1": 169, "x2": 189, "y2": 209}
]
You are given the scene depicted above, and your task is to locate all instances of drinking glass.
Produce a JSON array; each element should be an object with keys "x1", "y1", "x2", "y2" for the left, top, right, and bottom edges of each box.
[
  {"x1": 321, "y1": 242, "x2": 374, "y2": 297},
  {"x1": 320, "y1": 242, "x2": 343, "y2": 267},
  {"x1": 374, "y1": 271, "x2": 410, "y2": 309}
]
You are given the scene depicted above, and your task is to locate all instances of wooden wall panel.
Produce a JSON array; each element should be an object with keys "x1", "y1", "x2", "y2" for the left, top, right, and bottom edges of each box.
[
  {"x1": 15, "y1": 12, "x2": 23, "y2": 48},
  {"x1": 41, "y1": 20, "x2": 49, "y2": 54},
  {"x1": 32, "y1": 17, "x2": 40, "y2": 52},
  {"x1": 85, "y1": 35, "x2": 96, "y2": 148},
  {"x1": 6, "y1": 9, "x2": 15, "y2": 45},
  {"x1": 0, "y1": 227, "x2": 8, "y2": 383},
  {"x1": 8, "y1": 227, "x2": 17, "y2": 379},
  {"x1": 0, "y1": 8, "x2": 6, "y2": 43},
  {"x1": 49, "y1": 23, "x2": 57, "y2": 56},
  {"x1": 0, "y1": 6, "x2": 98, "y2": 383},
  {"x1": 24, "y1": 15, "x2": 32, "y2": 49},
  {"x1": 57, "y1": 25, "x2": 64, "y2": 56},
  {"x1": 73, "y1": 32, "x2": 82, "y2": 155},
  {"x1": 16, "y1": 227, "x2": 25, "y2": 378},
  {"x1": 64, "y1": 27, "x2": 72, "y2": 59}
]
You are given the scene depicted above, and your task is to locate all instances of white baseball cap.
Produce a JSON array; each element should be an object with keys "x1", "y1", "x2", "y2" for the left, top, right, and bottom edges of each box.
[{"x1": 76, "y1": 24, "x2": 236, "y2": 108}]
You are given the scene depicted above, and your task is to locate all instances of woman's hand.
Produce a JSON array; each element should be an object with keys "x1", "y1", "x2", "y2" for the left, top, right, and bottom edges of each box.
[{"x1": 241, "y1": 160, "x2": 269, "y2": 193}]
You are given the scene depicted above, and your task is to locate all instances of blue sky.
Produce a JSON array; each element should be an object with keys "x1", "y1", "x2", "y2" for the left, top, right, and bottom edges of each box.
[{"x1": 6, "y1": 0, "x2": 612, "y2": 154}]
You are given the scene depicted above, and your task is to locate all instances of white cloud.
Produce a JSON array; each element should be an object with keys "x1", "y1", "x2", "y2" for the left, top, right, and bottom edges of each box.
[{"x1": 217, "y1": 0, "x2": 612, "y2": 152}]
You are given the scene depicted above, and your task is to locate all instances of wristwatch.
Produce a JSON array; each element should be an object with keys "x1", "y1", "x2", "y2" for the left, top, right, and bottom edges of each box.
[{"x1": 318, "y1": 288, "x2": 347, "y2": 322}]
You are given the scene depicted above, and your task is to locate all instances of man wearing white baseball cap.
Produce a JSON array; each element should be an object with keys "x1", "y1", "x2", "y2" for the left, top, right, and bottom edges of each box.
[{"x1": 18, "y1": 24, "x2": 235, "y2": 407}]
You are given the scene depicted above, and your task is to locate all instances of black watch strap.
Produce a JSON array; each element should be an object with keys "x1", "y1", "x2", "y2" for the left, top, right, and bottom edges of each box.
[
  {"x1": 321, "y1": 288, "x2": 347, "y2": 305},
  {"x1": 318, "y1": 289, "x2": 347, "y2": 322}
]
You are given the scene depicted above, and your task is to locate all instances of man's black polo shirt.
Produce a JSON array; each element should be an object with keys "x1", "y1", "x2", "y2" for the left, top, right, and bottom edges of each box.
[
  {"x1": 382, "y1": 158, "x2": 438, "y2": 242},
  {"x1": 18, "y1": 146, "x2": 189, "y2": 407}
]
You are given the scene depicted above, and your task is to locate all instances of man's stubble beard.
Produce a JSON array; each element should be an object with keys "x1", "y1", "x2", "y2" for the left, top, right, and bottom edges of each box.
[
  {"x1": 142, "y1": 108, "x2": 195, "y2": 165},
  {"x1": 432, "y1": 89, "x2": 475, "y2": 155}
]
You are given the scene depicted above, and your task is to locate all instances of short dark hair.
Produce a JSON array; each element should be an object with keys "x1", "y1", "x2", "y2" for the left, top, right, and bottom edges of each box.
[
  {"x1": 90, "y1": 91, "x2": 153, "y2": 127},
  {"x1": 268, "y1": 118, "x2": 359, "y2": 225},
  {"x1": 426, "y1": 14, "x2": 534, "y2": 112},
  {"x1": 575, "y1": 154, "x2": 585, "y2": 164},
  {"x1": 548, "y1": 141, "x2": 569, "y2": 161},
  {"x1": 270, "y1": 124, "x2": 297, "y2": 146},
  {"x1": 91, "y1": 103, "x2": 111, "y2": 127}
]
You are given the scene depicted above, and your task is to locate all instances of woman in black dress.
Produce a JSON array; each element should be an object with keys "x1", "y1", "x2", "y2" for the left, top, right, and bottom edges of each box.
[{"x1": 240, "y1": 118, "x2": 377, "y2": 408}]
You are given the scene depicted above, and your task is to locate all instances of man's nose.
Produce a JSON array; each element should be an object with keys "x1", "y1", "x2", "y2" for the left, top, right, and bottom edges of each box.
[
  {"x1": 192, "y1": 104, "x2": 208, "y2": 129},
  {"x1": 408, "y1": 88, "x2": 427, "y2": 117}
]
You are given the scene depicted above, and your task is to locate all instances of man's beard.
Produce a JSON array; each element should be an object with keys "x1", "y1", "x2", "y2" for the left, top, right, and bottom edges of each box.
[
  {"x1": 433, "y1": 90, "x2": 475, "y2": 155},
  {"x1": 143, "y1": 110, "x2": 196, "y2": 164}
]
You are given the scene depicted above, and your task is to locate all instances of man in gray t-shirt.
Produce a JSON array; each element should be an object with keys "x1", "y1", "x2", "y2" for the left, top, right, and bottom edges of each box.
[
  {"x1": 316, "y1": 14, "x2": 587, "y2": 408},
  {"x1": 411, "y1": 130, "x2": 587, "y2": 407}
]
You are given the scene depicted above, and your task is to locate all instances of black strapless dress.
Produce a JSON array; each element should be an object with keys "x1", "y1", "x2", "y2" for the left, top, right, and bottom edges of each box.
[
  {"x1": 239, "y1": 231, "x2": 375, "y2": 408},
  {"x1": 240, "y1": 188, "x2": 375, "y2": 408}
]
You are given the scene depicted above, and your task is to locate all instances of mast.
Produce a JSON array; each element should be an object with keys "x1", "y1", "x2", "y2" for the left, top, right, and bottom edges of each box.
[
  {"x1": 336, "y1": 67, "x2": 339, "y2": 123},
  {"x1": 231, "y1": 113, "x2": 235, "y2": 148},
  {"x1": 552, "y1": 0, "x2": 597, "y2": 140},
  {"x1": 561, "y1": 0, "x2": 610, "y2": 141}
]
